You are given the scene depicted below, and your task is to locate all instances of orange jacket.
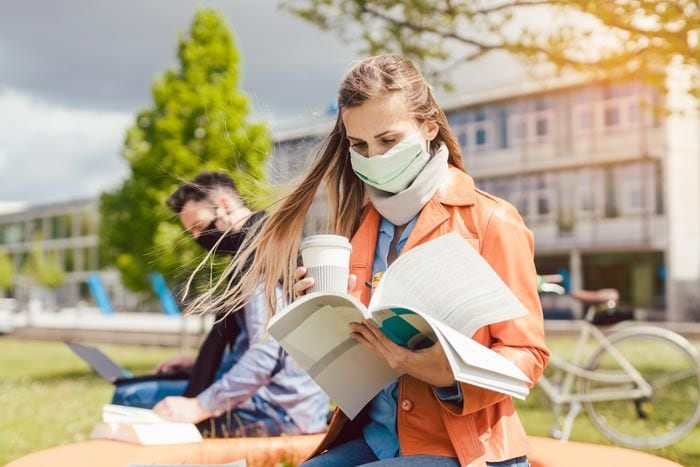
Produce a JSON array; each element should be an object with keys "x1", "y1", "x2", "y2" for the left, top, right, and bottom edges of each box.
[{"x1": 309, "y1": 167, "x2": 550, "y2": 466}]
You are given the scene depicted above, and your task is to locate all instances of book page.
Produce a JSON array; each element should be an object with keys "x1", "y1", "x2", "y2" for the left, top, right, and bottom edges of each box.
[
  {"x1": 369, "y1": 232, "x2": 529, "y2": 337},
  {"x1": 102, "y1": 404, "x2": 166, "y2": 424},
  {"x1": 425, "y1": 316, "x2": 530, "y2": 399},
  {"x1": 268, "y1": 292, "x2": 399, "y2": 419}
]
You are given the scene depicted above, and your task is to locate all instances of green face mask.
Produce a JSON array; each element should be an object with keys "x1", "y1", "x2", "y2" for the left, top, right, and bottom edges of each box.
[{"x1": 349, "y1": 133, "x2": 430, "y2": 193}]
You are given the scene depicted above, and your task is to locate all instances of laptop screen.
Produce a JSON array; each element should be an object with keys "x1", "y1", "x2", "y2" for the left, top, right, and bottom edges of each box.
[{"x1": 66, "y1": 341, "x2": 130, "y2": 383}]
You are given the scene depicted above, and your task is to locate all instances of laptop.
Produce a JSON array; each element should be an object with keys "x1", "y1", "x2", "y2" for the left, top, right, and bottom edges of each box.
[{"x1": 66, "y1": 341, "x2": 189, "y2": 385}]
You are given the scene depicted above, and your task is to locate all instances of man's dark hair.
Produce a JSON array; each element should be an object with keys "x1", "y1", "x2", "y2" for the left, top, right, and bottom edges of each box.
[{"x1": 166, "y1": 171, "x2": 239, "y2": 214}]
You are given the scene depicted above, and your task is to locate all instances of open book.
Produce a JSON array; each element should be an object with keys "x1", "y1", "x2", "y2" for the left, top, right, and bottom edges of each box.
[
  {"x1": 91, "y1": 404, "x2": 203, "y2": 445},
  {"x1": 268, "y1": 232, "x2": 533, "y2": 419}
]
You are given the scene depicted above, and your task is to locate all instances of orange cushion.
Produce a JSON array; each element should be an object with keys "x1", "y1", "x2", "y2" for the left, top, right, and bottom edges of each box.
[
  {"x1": 526, "y1": 437, "x2": 681, "y2": 467},
  {"x1": 6, "y1": 435, "x2": 681, "y2": 467},
  {"x1": 6, "y1": 435, "x2": 323, "y2": 467}
]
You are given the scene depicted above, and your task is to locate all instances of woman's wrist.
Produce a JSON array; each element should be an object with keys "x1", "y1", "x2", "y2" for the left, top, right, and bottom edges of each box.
[{"x1": 404, "y1": 349, "x2": 455, "y2": 387}]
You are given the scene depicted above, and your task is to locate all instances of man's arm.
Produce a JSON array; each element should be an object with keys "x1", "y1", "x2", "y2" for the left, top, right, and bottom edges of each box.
[{"x1": 196, "y1": 290, "x2": 282, "y2": 415}]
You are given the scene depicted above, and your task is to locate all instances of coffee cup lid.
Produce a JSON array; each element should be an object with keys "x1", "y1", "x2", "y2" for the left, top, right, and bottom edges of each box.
[{"x1": 300, "y1": 234, "x2": 352, "y2": 252}]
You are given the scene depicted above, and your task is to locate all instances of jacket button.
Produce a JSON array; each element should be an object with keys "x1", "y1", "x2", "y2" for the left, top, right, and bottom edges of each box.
[{"x1": 400, "y1": 399, "x2": 413, "y2": 412}]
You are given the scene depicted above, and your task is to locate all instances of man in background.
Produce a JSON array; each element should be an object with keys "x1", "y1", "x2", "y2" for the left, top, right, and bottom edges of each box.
[{"x1": 113, "y1": 171, "x2": 329, "y2": 437}]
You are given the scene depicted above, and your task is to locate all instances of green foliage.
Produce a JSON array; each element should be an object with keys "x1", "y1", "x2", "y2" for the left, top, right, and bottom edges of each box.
[
  {"x1": 0, "y1": 250, "x2": 15, "y2": 291},
  {"x1": 285, "y1": 0, "x2": 699, "y2": 98},
  {"x1": 22, "y1": 245, "x2": 65, "y2": 290},
  {"x1": 100, "y1": 8, "x2": 270, "y2": 293}
]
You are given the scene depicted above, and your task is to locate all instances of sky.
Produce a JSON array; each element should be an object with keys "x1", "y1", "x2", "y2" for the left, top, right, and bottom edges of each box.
[{"x1": 0, "y1": 0, "x2": 533, "y2": 205}]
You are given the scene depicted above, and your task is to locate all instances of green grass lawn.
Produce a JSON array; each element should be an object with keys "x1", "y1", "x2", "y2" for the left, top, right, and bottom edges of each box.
[
  {"x1": 0, "y1": 337, "x2": 173, "y2": 465},
  {"x1": 1, "y1": 336, "x2": 699, "y2": 466}
]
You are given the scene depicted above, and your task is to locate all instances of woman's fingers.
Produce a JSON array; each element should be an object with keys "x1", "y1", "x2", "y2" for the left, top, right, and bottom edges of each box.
[
  {"x1": 361, "y1": 319, "x2": 396, "y2": 351},
  {"x1": 293, "y1": 266, "x2": 314, "y2": 297},
  {"x1": 293, "y1": 277, "x2": 314, "y2": 297},
  {"x1": 293, "y1": 266, "x2": 307, "y2": 281},
  {"x1": 349, "y1": 322, "x2": 379, "y2": 347}
]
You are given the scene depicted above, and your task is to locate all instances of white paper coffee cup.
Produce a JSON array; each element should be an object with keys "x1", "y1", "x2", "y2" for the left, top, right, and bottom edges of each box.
[{"x1": 300, "y1": 235, "x2": 352, "y2": 294}]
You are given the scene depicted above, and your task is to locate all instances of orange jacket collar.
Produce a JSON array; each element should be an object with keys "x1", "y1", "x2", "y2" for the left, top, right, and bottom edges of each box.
[{"x1": 434, "y1": 166, "x2": 476, "y2": 207}]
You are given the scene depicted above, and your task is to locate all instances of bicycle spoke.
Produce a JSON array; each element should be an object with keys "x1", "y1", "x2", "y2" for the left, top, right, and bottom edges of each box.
[{"x1": 577, "y1": 329, "x2": 700, "y2": 449}]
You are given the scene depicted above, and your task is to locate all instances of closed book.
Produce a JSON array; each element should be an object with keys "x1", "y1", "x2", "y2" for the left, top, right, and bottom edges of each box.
[{"x1": 90, "y1": 404, "x2": 203, "y2": 445}]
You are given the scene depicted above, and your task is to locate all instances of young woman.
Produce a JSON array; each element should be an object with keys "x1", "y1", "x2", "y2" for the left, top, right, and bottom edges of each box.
[{"x1": 203, "y1": 55, "x2": 549, "y2": 466}]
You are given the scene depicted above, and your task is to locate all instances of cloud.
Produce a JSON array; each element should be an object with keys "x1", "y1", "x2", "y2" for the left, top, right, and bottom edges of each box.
[
  {"x1": 0, "y1": 0, "x2": 359, "y2": 118},
  {"x1": 0, "y1": 0, "x2": 364, "y2": 204},
  {"x1": 0, "y1": 90, "x2": 132, "y2": 203}
]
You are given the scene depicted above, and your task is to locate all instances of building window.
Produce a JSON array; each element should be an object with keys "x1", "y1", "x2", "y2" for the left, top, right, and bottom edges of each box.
[
  {"x1": 512, "y1": 193, "x2": 529, "y2": 218},
  {"x1": 535, "y1": 98, "x2": 551, "y2": 111},
  {"x1": 2, "y1": 224, "x2": 23, "y2": 244},
  {"x1": 576, "y1": 168, "x2": 605, "y2": 218},
  {"x1": 619, "y1": 163, "x2": 656, "y2": 215},
  {"x1": 85, "y1": 247, "x2": 99, "y2": 271},
  {"x1": 579, "y1": 171, "x2": 595, "y2": 213},
  {"x1": 507, "y1": 98, "x2": 553, "y2": 145},
  {"x1": 461, "y1": 110, "x2": 495, "y2": 154},
  {"x1": 489, "y1": 177, "x2": 512, "y2": 200},
  {"x1": 536, "y1": 118, "x2": 548, "y2": 137},
  {"x1": 573, "y1": 101, "x2": 595, "y2": 135},
  {"x1": 507, "y1": 113, "x2": 528, "y2": 145},
  {"x1": 457, "y1": 129, "x2": 467, "y2": 149},
  {"x1": 64, "y1": 249, "x2": 75, "y2": 272},
  {"x1": 604, "y1": 167, "x2": 619, "y2": 218},
  {"x1": 29, "y1": 219, "x2": 43, "y2": 240},
  {"x1": 604, "y1": 106, "x2": 620, "y2": 127},
  {"x1": 654, "y1": 162, "x2": 664, "y2": 215},
  {"x1": 508, "y1": 174, "x2": 555, "y2": 224},
  {"x1": 534, "y1": 174, "x2": 555, "y2": 220},
  {"x1": 573, "y1": 82, "x2": 651, "y2": 136},
  {"x1": 51, "y1": 215, "x2": 71, "y2": 239},
  {"x1": 80, "y1": 209, "x2": 98, "y2": 237}
]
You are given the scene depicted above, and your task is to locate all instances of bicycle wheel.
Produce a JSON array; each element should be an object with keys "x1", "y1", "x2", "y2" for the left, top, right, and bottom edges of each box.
[{"x1": 580, "y1": 326, "x2": 700, "y2": 449}]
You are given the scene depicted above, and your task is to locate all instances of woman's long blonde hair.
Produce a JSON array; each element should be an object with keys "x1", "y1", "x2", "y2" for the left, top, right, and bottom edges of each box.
[{"x1": 187, "y1": 54, "x2": 466, "y2": 318}]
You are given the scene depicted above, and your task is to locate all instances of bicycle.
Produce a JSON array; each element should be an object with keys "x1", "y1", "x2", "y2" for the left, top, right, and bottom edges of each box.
[{"x1": 536, "y1": 281, "x2": 700, "y2": 449}]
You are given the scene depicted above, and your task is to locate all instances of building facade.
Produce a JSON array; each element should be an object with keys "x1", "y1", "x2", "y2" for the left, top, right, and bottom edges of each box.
[
  {"x1": 270, "y1": 78, "x2": 700, "y2": 322},
  {"x1": 0, "y1": 199, "x2": 137, "y2": 311}
]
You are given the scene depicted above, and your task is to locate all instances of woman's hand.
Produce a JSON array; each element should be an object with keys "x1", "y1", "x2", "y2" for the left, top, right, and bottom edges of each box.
[
  {"x1": 349, "y1": 319, "x2": 455, "y2": 387},
  {"x1": 293, "y1": 266, "x2": 315, "y2": 297},
  {"x1": 292, "y1": 266, "x2": 357, "y2": 298}
]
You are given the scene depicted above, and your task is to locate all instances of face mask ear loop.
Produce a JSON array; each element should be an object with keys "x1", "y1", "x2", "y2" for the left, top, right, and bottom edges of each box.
[{"x1": 417, "y1": 121, "x2": 431, "y2": 156}]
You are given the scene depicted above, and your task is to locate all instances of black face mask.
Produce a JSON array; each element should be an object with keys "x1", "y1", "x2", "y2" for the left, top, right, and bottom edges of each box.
[{"x1": 195, "y1": 220, "x2": 246, "y2": 256}]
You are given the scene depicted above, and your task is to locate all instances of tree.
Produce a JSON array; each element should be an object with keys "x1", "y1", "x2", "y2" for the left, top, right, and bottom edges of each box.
[
  {"x1": 0, "y1": 251, "x2": 15, "y2": 294},
  {"x1": 23, "y1": 245, "x2": 65, "y2": 290},
  {"x1": 285, "y1": 0, "x2": 699, "y2": 97},
  {"x1": 100, "y1": 8, "x2": 270, "y2": 293}
]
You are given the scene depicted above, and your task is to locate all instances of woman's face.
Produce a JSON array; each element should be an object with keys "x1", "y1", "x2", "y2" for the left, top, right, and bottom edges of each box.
[{"x1": 342, "y1": 93, "x2": 438, "y2": 158}]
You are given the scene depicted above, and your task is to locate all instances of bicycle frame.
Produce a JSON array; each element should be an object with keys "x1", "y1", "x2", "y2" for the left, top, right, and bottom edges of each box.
[
  {"x1": 537, "y1": 319, "x2": 654, "y2": 406},
  {"x1": 535, "y1": 311, "x2": 656, "y2": 441}
]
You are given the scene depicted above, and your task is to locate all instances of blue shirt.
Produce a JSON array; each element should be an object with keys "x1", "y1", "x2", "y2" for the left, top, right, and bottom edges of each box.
[
  {"x1": 363, "y1": 217, "x2": 463, "y2": 459},
  {"x1": 197, "y1": 288, "x2": 330, "y2": 434}
]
